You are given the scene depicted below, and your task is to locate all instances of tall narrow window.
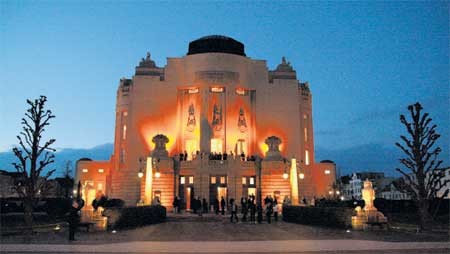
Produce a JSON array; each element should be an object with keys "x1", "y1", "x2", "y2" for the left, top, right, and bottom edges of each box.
[
  {"x1": 120, "y1": 149, "x2": 125, "y2": 163},
  {"x1": 305, "y1": 150, "x2": 310, "y2": 165},
  {"x1": 304, "y1": 128, "x2": 308, "y2": 142},
  {"x1": 122, "y1": 125, "x2": 127, "y2": 140}
]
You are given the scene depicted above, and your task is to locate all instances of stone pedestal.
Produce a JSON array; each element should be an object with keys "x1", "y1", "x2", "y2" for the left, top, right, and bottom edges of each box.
[{"x1": 352, "y1": 180, "x2": 387, "y2": 230}]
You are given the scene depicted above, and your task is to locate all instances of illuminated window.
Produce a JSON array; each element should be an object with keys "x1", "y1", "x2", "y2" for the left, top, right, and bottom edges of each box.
[
  {"x1": 189, "y1": 176, "x2": 194, "y2": 184},
  {"x1": 211, "y1": 138, "x2": 223, "y2": 153},
  {"x1": 242, "y1": 177, "x2": 246, "y2": 185},
  {"x1": 82, "y1": 168, "x2": 88, "y2": 173},
  {"x1": 185, "y1": 139, "x2": 198, "y2": 161},
  {"x1": 122, "y1": 125, "x2": 127, "y2": 140},
  {"x1": 211, "y1": 176, "x2": 216, "y2": 184},
  {"x1": 97, "y1": 183, "x2": 103, "y2": 191},
  {"x1": 303, "y1": 114, "x2": 307, "y2": 120},
  {"x1": 220, "y1": 176, "x2": 226, "y2": 184},
  {"x1": 236, "y1": 139, "x2": 246, "y2": 156},
  {"x1": 236, "y1": 88, "x2": 246, "y2": 95},
  {"x1": 211, "y1": 87, "x2": 224, "y2": 93},
  {"x1": 299, "y1": 173, "x2": 305, "y2": 179},
  {"x1": 249, "y1": 177, "x2": 255, "y2": 185},
  {"x1": 304, "y1": 128, "x2": 307, "y2": 142},
  {"x1": 180, "y1": 177, "x2": 185, "y2": 184},
  {"x1": 325, "y1": 170, "x2": 331, "y2": 175},
  {"x1": 122, "y1": 111, "x2": 128, "y2": 117},
  {"x1": 98, "y1": 168, "x2": 104, "y2": 173},
  {"x1": 188, "y1": 88, "x2": 199, "y2": 94},
  {"x1": 120, "y1": 149, "x2": 125, "y2": 163},
  {"x1": 305, "y1": 150, "x2": 310, "y2": 165}
]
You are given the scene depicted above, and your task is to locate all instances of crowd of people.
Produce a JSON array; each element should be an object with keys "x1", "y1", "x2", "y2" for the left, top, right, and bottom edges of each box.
[
  {"x1": 176, "y1": 150, "x2": 258, "y2": 162},
  {"x1": 172, "y1": 194, "x2": 289, "y2": 224}
]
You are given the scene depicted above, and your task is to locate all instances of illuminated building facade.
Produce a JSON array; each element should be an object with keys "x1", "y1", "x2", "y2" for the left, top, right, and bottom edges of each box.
[{"x1": 75, "y1": 35, "x2": 336, "y2": 209}]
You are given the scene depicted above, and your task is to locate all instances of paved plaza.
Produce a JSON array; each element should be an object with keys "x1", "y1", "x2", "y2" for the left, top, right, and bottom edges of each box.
[{"x1": 1, "y1": 213, "x2": 449, "y2": 253}]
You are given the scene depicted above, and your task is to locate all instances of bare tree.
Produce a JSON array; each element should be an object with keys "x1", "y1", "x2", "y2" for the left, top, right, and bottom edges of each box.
[
  {"x1": 395, "y1": 102, "x2": 448, "y2": 230},
  {"x1": 12, "y1": 95, "x2": 56, "y2": 232},
  {"x1": 61, "y1": 160, "x2": 74, "y2": 198}
]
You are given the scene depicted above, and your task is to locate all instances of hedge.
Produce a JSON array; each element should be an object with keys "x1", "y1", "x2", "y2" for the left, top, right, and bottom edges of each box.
[
  {"x1": 282, "y1": 205, "x2": 354, "y2": 228},
  {"x1": 103, "y1": 205, "x2": 166, "y2": 230}
]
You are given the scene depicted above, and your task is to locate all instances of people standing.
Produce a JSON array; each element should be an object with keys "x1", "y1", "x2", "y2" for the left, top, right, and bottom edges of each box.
[
  {"x1": 241, "y1": 197, "x2": 248, "y2": 222},
  {"x1": 214, "y1": 198, "x2": 219, "y2": 215},
  {"x1": 68, "y1": 196, "x2": 85, "y2": 241},
  {"x1": 266, "y1": 200, "x2": 273, "y2": 224},
  {"x1": 202, "y1": 198, "x2": 208, "y2": 213},
  {"x1": 197, "y1": 197, "x2": 203, "y2": 216},
  {"x1": 273, "y1": 199, "x2": 279, "y2": 222},
  {"x1": 230, "y1": 199, "x2": 238, "y2": 223},
  {"x1": 220, "y1": 196, "x2": 226, "y2": 215},
  {"x1": 249, "y1": 197, "x2": 256, "y2": 224}
]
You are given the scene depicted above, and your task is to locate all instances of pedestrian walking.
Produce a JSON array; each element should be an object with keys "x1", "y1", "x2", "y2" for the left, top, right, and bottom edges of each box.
[
  {"x1": 202, "y1": 198, "x2": 208, "y2": 213},
  {"x1": 273, "y1": 201, "x2": 279, "y2": 222},
  {"x1": 241, "y1": 197, "x2": 248, "y2": 222},
  {"x1": 220, "y1": 196, "x2": 226, "y2": 215},
  {"x1": 230, "y1": 199, "x2": 238, "y2": 223},
  {"x1": 266, "y1": 201, "x2": 273, "y2": 224},
  {"x1": 214, "y1": 198, "x2": 219, "y2": 215},
  {"x1": 68, "y1": 196, "x2": 85, "y2": 241}
]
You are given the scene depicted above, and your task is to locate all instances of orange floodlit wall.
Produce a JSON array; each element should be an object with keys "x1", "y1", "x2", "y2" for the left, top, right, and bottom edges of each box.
[{"x1": 75, "y1": 43, "x2": 334, "y2": 205}]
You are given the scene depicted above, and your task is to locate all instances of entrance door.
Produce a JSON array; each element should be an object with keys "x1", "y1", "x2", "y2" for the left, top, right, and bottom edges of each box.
[
  {"x1": 185, "y1": 187, "x2": 192, "y2": 210},
  {"x1": 217, "y1": 187, "x2": 227, "y2": 209},
  {"x1": 248, "y1": 187, "x2": 256, "y2": 197}
]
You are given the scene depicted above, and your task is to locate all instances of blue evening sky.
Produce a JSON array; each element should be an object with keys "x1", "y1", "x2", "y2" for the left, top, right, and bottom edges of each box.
[{"x1": 1, "y1": 1, "x2": 448, "y2": 164}]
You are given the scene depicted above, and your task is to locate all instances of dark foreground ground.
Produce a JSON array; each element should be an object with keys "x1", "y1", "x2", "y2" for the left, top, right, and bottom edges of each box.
[{"x1": 1, "y1": 212, "x2": 449, "y2": 244}]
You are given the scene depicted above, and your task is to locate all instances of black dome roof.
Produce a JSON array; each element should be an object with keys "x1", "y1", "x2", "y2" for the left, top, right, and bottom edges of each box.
[{"x1": 187, "y1": 35, "x2": 246, "y2": 56}]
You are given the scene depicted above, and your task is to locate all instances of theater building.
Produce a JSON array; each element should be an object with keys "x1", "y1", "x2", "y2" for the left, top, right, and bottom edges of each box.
[{"x1": 75, "y1": 35, "x2": 336, "y2": 210}]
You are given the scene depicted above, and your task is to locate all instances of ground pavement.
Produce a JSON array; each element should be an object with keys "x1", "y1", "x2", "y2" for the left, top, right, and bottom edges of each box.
[{"x1": 1, "y1": 212, "x2": 449, "y2": 253}]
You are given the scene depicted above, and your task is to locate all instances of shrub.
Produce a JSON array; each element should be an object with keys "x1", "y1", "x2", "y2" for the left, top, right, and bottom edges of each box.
[
  {"x1": 282, "y1": 205, "x2": 354, "y2": 228},
  {"x1": 103, "y1": 198, "x2": 125, "y2": 208},
  {"x1": 103, "y1": 205, "x2": 166, "y2": 230}
]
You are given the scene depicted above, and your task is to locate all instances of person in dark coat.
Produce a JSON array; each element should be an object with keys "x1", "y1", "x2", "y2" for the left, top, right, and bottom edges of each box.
[
  {"x1": 241, "y1": 197, "x2": 248, "y2": 222},
  {"x1": 220, "y1": 196, "x2": 226, "y2": 215},
  {"x1": 202, "y1": 198, "x2": 208, "y2": 213},
  {"x1": 266, "y1": 201, "x2": 273, "y2": 224},
  {"x1": 257, "y1": 204, "x2": 263, "y2": 224},
  {"x1": 68, "y1": 196, "x2": 85, "y2": 241},
  {"x1": 229, "y1": 199, "x2": 238, "y2": 223},
  {"x1": 214, "y1": 198, "x2": 219, "y2": 215},
  {"x1": 249, "y1": 199, "x2": 256, "y2": 223}
]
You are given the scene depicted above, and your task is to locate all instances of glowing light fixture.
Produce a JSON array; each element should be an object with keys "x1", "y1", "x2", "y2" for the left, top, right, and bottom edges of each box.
[
  {"x1": 155, "y1": 171, "x2": 161, "y2": 178},
  {"x1": 336, "y1": 190, "x2": 340, "y2": 195},
  {"x1": 325, "y1": 169, "x2": 331, "y2": 175},
  {"x1": 236, "y1": 88, "x2": 246, "y2": 95},
  {"x1": 282, "y1": 172, "x2": 289, "y2": 179},
  {"x1": 82, "y1": 168, "x2": 88, "y2": 173},
  {"x1": 299, "y1": 173, "x2": 305, "y2": 179},
  {"x1": 138, "y1": 171, "x2": 144, "y2": 178},
  {"x1": 211, "y1": 87, "x2": 224, "y2": 93},
  {"x1": 188, "y1": 88, "x2": 199, "y2": 94},
  {"x1": 328, "y1": 191, "x2": 333, "y2": 195},
  {"x1": 340, "y1": 196, "x2": 345, "y2": 201},
  {"x1": 98, "y1": 168, "x2": 104, "y2": 173}
]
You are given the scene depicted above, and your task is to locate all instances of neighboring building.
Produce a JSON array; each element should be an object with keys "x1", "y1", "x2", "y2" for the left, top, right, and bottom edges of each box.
[
  {"x1": 75, "y1": 35, "x2": 336, "y2": 210},
  {"x1": 379, "y1": 182, "x2": 411, "y2": 200},
  {"x1": 340, "y1": 171, "x2": 393, "y2": 200},
  {"x1": 402, "y1": 167, "x2": 450, "y2": 199}
]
